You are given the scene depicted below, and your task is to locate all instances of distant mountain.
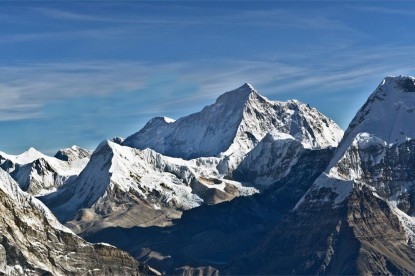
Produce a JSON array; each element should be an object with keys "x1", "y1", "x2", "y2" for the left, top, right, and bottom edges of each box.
[
  {"x1": 123, "y1": 83, "x2": 343, "y2": 170},
  {"x1": 0, "y1": 146, "x2": 91, "y2": 196},
  {"x1": 40, "y1": 84, "x2": 342, "y2": 234},
  {"x1": 0, "y1": 168, "x2": 156, "y2": 275},
  {"x1": 54, "y1": 145, "x2": 92, "y2": 162},
  {"x1": 229, "y1": 76, "x2": 415, "y2": 274}
]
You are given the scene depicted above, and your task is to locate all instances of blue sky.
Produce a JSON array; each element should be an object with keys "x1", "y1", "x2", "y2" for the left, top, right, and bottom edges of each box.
[{"x1": 1, "y1": 1, "x2": 415, "y2": 154}]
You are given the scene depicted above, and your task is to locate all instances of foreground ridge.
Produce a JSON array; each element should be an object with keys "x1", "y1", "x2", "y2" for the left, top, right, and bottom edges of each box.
[{"x1": 0, "y1": 168, "x2": 157, "y2": 275}]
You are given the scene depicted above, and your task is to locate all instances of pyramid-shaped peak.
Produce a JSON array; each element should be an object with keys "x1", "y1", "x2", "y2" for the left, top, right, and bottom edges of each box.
[
  {"x1": 326, "y1": 75, "x2": 415, "y2": 173},
  {"x1": 18, "y1": 147, "x2": 44, "y2": 160},
  {"x1": 27, "y1": 147, "x2": 40, "y2": 153},
  {"x1": 241, "y1": 82, "x2": 256, "y2": 90},
  {"x1": 215, "y1": 83, "x2": 259, "y2": 105},
  {"x1": 124, "y1": 82, "x2": 342, "y2": 160}
]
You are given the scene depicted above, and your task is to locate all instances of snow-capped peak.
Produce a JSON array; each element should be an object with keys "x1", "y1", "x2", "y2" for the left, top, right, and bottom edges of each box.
[
  {"x1": 327, "y1": 75, "x2": 415, "y2": 170},
  {"x1": 0, "y1": 146, "x2": 92, "y2": 197},
  {"x1": 243, "y1": 82, "x2": 255, "y2": 90},
  {"x1": 213, "y1": 82, "x2": 258, "y2": 108},
  {"x1": 346, "y1": 75, "x2": 415, "y2": 141},
  {"x1": 0, "y1": 147, "x2": 44, "y2": 165},
  {"x1": 301, "y1": 75, "x2": 415, "y2": 208},
  {"x1": 54, "y1": 145, "x2": 92, "y2": 162},
  {"x1": 382, "y1": 75, "x2": 415, "y2": 93},
  {"x1": 123, "y1": 84, "x2": 343, "y2": 166},
  {"x1": 162, "y1": 116, "x2": 175, "y2": 123}
]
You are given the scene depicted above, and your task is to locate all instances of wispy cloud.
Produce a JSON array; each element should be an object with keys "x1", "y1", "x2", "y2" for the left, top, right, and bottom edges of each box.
[
  {"x1": 25, "y1": 6, "x2": 356, "y2": 30},
  {"x1": 0, "y1": 5, "x2": 362, "y2": 49},
  {"x1": 2, "y1": 41, "x2": 415, "y2": 123},
  {"x1": 35, "y1": 7, "x2": 106, "y2": 22}
]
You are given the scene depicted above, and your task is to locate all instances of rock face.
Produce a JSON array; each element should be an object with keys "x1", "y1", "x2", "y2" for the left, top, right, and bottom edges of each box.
[
  {"x1": 0, "y1": 168, "x2": 153, "y2": 275},
  {"x1": 230, "y1": 186, "x2": 415, "y2": 275},
  {"x1": 123, "y1": 83, "x2": 343, "y2": 170},
  {"x1": 228, "y1": 76, "x2": 415, "y2": 275},
  {"x1": 0, "y1": 146, "x2": 90, "y2": 196}
]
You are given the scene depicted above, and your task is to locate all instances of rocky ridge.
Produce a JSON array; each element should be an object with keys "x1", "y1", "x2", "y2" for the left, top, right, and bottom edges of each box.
[{"x1": 0, "y1": 168, "x2": 156, "y2": 275}]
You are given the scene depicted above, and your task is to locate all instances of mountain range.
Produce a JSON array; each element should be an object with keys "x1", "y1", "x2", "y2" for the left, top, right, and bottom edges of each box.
[
  {"x1": 38, "y1": 83, "x2": 342, "y2": 234},
  {"x1": 2, "y1": 76, "x2": 415, "y2": 275}
]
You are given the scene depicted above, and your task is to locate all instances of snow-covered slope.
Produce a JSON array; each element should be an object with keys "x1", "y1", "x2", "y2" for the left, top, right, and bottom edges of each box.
[
  {"x1": 0, "y1": 147, "x2": 44, "y2": 165},
  {"x1": 233, "y1": 131, "x2": 305, "y2": 187},
  {"x1": 41, "y1": 140, "x2": 257, "y2": 233},
  {"x1": 0, "y1": 168, "x2": 153, "y2": 275},
  {"x1": 0, "y1": 146, "x2": 91, "y2": 196},
  {"x1": 123, "y1": 83, "x2": 343, "y2": 170},
  {"x1": 299, "y1": 76, "x2": 415, "y2": 208}
]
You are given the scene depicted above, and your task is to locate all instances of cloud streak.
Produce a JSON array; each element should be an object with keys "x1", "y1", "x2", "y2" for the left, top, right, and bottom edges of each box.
[{"x1": 2, "y1": 42, "x2": 415, "y2": 122}]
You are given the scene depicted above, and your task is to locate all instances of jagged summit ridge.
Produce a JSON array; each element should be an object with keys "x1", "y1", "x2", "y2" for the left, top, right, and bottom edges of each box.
[{"x1": 123, "y1": 84, "x2": 343, "y2": 167}]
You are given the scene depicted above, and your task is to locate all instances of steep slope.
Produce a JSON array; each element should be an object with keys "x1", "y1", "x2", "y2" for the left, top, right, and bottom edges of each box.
[
  {"x1": 229, "y1": 76, "x2": 415, "y2": 274},
  {"x1": 0, "y1": 146, "x2": 90, "y2": 196},
  {"x1": 123, "y1": 83, "x2": 343, "y2": 170},
  {"x1": 41, "y1": 140, "x2": 257, "y2": 233},
  {"x1": 302, "y1": 76, "x2": 415, "y2": 217},
  {"x1": 229, "y1": 185, "x2": 415, "y2": 275},
  {"x1": 0, "y1": 168, "x2": 155, "y2": 275}
]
